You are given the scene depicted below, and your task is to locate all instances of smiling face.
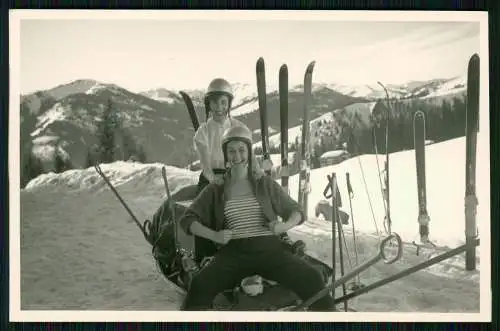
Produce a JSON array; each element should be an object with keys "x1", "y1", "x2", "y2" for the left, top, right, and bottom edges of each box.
[
  {"x1": 208, "y1": 94, "x2": 230, "y2": 123},
  {"x1": 226, "y1": 140, "x2": 249, "y2": 168}
]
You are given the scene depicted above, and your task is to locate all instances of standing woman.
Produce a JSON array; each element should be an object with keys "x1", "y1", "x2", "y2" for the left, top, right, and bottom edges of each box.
[
  {"x1": 193, "y1": 77, "x2": 263, "y2": 192},
  {"x1": 179, "y1": 125, "x2": 337, "y2": 311}
]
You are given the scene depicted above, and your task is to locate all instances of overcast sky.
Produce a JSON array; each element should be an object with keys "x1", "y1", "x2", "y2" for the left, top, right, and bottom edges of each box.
[{"x1": 18, "y1": 12, "x2": 480, "y2": 94}]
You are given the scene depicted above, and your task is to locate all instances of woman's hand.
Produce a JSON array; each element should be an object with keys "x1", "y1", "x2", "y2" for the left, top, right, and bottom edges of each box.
[
  {"x1": 211, "y1": 175, "x2": 225, "y2": 185},
  {"x1": 268, "y1": 220, "x2": 291, "y2": 235},
  {"x1": 212, "y1": 229, "x2": 233, "y2": 245},
  {"x1": 208, "y1": 172, "x2": 224, "y2": 185}
]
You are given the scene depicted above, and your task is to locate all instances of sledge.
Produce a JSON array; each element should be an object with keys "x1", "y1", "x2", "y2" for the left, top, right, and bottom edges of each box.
[
  {"x1": 148, "y1": 173, "x2": 335, "y2": 311},
  {"x1": 94, "y1": 164, "x2": 337, "y2": 311}
]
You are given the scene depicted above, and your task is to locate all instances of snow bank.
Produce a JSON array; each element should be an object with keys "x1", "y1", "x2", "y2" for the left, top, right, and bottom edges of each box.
[
  {"x1": 286, "y1": 133, "x2": 488, "y2": 252},
  {"x1": 24, "y1": 130, "x2": 488, "y2": 255},
  {"x1": 24, "y1": 161, "x2": 199, "y2": 195}
]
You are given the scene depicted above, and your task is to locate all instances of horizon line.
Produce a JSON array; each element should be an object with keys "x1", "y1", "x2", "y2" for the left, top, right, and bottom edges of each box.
[{"x1": 20, "y1": 72, "x2": 464, "y2": 97}]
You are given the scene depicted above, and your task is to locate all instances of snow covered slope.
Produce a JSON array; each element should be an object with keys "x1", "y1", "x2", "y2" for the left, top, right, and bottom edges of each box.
[{"x1": 18, "y1": 132, "x2": 486, "y2": 313}]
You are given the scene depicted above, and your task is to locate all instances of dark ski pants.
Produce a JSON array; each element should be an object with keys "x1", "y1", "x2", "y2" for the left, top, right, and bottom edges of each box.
[
  {"x1": 194, "y1": 168, "x2": 226, "y2": 263},
  {"x1": 182, "y1": 236, "x2": 337, "y2": 311}
]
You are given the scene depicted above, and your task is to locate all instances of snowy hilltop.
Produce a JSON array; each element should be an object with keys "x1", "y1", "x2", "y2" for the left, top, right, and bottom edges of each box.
[{"x1": 19, "y1": 74, "x2": 467, "y2": 178}]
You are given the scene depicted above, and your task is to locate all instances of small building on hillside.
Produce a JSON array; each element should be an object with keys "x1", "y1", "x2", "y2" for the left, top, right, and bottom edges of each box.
[
  {"x1": 319, "y1": 150, "x2": 350, "y2": 167},
  {"x1": 188, "y1": 160, "x2": 201, "y2": 171}
]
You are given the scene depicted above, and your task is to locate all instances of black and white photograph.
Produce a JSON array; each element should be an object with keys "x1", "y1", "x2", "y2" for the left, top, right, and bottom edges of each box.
[{"x1": 9, "y1": 10, "x2": 490, "y2": 322}]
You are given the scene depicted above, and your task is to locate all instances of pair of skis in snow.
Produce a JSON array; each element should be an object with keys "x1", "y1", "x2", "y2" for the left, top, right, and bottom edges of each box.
[
  {"x1": 255, "y1": 57, "x2": 315, "y2": 213},
  {"x1": 411, "y1": 54, "x2": 480, "y2": 269},
  {"x1": 178, "y1": 57, "x2": 315, "y2": 214}
]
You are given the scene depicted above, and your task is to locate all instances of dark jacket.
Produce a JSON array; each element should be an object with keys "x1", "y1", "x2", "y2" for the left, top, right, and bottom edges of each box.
[{"x1": 179, "y1": 172, "x2": 305, "y2": 236}]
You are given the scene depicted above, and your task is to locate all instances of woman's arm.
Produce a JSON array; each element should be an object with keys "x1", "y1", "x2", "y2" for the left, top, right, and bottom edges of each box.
[
  {"x1": 179, "y1": 185, "x2": 215, "y2": 235},
  {"x1": 265, "y1": 177, "x2": 306, "y2": 226},
  {"x1": 180, "y1": 190, "x2": 232, "y2": 245},
  {"x1": 188, "y1": 220, "x2": 218, "y2": 241}
]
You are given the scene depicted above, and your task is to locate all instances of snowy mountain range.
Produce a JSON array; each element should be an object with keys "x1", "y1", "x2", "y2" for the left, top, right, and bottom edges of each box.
[{"x1": 20, "y1": 74, "x2": 467, "y2": 171}]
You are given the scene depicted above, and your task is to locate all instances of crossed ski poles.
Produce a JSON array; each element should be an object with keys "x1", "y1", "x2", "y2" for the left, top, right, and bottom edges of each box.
[
  {"x1": 294, "y1": 172, "x2": 403, "y2": 312},
  {"x1": 292, "y1": 207, "x2": 403, "y2": 312}
]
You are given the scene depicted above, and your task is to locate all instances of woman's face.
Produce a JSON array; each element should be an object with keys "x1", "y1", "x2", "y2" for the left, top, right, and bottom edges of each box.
[
  {"x1": 226, "y1": 140, "x2": 248, "y2": 167},
  {"x1": 209, "y1": 94, "x2": 230, "y2": 122}
]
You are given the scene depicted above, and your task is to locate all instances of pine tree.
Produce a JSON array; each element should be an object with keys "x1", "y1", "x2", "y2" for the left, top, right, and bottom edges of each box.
[
  {"x1": 95, "y1": 99, "x2": 119, "y2": 163},
  {"x1": 85, "y1": 148, "x2": 95, "y2": 168},
  {"x1": 21, "y1": 146, "x2": 44, "y2": 188},
  {"x1": 53, "y1": 144, "x2": 73, "y2": 173}
]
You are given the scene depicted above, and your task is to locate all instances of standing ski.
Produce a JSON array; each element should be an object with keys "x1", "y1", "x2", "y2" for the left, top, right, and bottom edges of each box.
[
  {"x1": 179, "y1": 91, "x2": 200, "y2": 131},
  {"x1": 256, "y1": 57, "x2": 272, "y2": 175},
  {"x1": 376, "y1": 81, "x2": 392, "y2": 235},
  {"x1": 464, "y1": 53, "x2": 480, "y2": 271},
  {"x1": 413, "y1": 110, "x2": 434, "y2": 250},
  {"x1": 298, "y1": 61, "x2": 316, "y2": 211},
  {"x1": 279, "y1": 64, "x2": 289, "y2": 193}
]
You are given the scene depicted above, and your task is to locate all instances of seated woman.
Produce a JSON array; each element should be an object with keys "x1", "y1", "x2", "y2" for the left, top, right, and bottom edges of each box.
[{"x1": 178, "y1": 125, "x2": 337, "y2": 311}]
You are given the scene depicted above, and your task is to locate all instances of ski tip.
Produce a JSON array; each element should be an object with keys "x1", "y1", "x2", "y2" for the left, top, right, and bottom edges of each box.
[
  {"x1": 468, "y1": 54, "x2": 480, "y2": 70},
  {"x1": 179, "y1": 91, "x2": 192, "y2": 100},
  {"x1": 280, "y1": 64, "x2": 288, "y2": 73},
  {"x1": 256, "y1": 57, "x2": 265, "y2": 73},
  {"x1": 469, "y1": 53, "x2": 480, "y2": 62},
  {"x1": 306, "y1": 61, "x2": 316, "y2": 72}
]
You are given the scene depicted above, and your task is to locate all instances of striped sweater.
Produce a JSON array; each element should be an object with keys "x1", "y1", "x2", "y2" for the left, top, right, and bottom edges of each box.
[{"x1": 223, "y1": 192, "x2": 274, "y2": 239}]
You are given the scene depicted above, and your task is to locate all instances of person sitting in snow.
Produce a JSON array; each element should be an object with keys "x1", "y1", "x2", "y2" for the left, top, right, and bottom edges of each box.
[
  {"x1": 193, "y1": 78, "x2": 265, "y2": 193},
  {"x1": 178, "y1": 125, "x2": 337, "y2": 311}
]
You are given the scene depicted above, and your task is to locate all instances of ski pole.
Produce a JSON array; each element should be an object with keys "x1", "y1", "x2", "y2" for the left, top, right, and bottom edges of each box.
[
  {"x1": 330, "y1": 173, "x2": 337, "y2": 305},
  {"x1": 292, "y1": 232, "x2": 403, "y2": 311},
  {"x1": 326, "y1": 172, "x2": 348, "y2": 311},
  {"x1": 346, "y1": 172, "x2": 363, "y2": 288},
  {"x1": 94, "y1": 164, "x2": 152, "y2": 243},
  {"x1": 335, "y1": 192, "x2": 348, "y2": 312},
  {"x1": 333, "y1": 238, "x2": 479, "y2": 304},
  {"x1": 377, "y1": 81, "x2": 392, "y2": 235}
]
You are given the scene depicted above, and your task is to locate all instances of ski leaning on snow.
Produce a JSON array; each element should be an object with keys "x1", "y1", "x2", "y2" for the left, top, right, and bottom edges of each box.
[
  {"x1": 464, "y1": 53, "x2": 480, "y2": 271},
  {"x1": 279, "y1": 64, "x2": 289, "y2": 194},
  {"x1": 256, "y1": 57, "x2": 272, "y2": 175},
  {"x1": 297, "y1": 61, "x2": 316, "y2": 212},
  {"x1": 412, "y1": 110, "x2": 436, "y2": 253},
  {"x1": 179, "y1": 91, "x2": 200, "y2": 131}
]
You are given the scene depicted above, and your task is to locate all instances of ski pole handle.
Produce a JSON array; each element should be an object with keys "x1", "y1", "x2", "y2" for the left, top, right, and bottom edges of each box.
[
  {"x1": 379, "y1": 232, "x2": 403, "y2": 264},
  {"x1": 323, "y1": 174, "x2": 335, "y2": 199},
  {"x1": 346, "y1": 172, "x2": 353, "y2": 196}
]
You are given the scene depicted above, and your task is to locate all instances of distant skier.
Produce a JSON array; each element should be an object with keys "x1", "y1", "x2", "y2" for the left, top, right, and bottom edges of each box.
[
  {"x1": 193, "y1": 78, "x2": 264, "y2": 193},
  {"x1": 179, "y1": 125, "x2": 337, "y2": 311}
]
